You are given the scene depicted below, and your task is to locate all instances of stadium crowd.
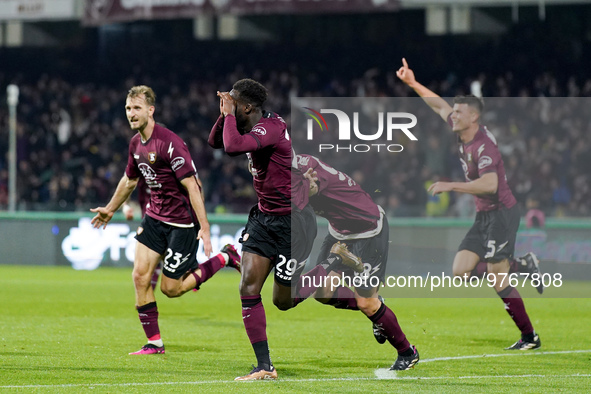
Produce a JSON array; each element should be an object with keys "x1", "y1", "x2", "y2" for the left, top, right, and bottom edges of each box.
[
  {"x1": 0, "y1": 28, "x2": 591, "y2": 216},
  {"x1": 1, "y1": 66, "x2": 590, "y2": 217}
]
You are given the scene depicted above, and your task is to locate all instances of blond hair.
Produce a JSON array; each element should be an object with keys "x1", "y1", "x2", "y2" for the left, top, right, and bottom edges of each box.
[{"x1": 127, "y1": 85, "x2": 156, "y2": 107}]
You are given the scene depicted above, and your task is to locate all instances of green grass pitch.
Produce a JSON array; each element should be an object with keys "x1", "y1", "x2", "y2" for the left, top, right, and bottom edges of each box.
[{"x1": 0, "y1": 265, "x2": 590, "y2": 393}]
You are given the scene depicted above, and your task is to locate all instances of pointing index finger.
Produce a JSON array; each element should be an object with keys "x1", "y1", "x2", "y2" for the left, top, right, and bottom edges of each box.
[{"x1": 402, "y1": 58, "x2": 408, "y2": 68}]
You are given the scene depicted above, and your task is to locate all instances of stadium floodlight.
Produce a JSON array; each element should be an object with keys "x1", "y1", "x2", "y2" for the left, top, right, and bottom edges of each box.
[
  {"x1": 7, "y1": 84, "x2": 19, "y2": 212},
  {"x1": 7, "y1": 84, "x2": 19, "y2": 106}
]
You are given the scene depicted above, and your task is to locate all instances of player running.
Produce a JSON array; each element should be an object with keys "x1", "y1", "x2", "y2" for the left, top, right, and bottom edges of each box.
[
  {"x1": 397, "y1": 58, "x2": 542, "y2": 350},
  {"x1": 209, "y1": 79, "x2": 360, "y2": 380},
  {"x1": 91, "y1": 85, "x2": 240, "y2": 355},
  {"x1": 296, "y1": 154, "x2": 419, "y2": 370}
]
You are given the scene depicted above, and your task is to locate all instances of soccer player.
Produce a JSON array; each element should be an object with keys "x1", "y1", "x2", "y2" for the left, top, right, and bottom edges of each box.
[
  {"x1": 296, "y1": 154, "x2": 419, "y2": 370},
  {"x1": 209, "y1": 79, "x2": 359, "y2": 381},
  {"x1": 396, "y1": 59, "x2": 542, "y2": 350},
  {"x1": 90, "y1": 85, "x2": 241, "y2": 355}
]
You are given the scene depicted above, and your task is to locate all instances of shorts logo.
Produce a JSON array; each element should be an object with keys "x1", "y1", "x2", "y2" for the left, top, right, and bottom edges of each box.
[
  {"x1": 242, "y1": 233, "x2": 250, "y2": 241},
  {"x1": 478, "y1": 156, "x2": 493, "y2": 169},
  {"x1": 171, "y1": 157, "x2": 185, "y2": 172},
  {"x1": 251, "y1": 126, "x2": 267, "y2": 135},
  {"x1": 137, "y1": 227, "x2": 144, "y2": 235},
  {"x1": 148, "y1": 152, "x2": 157, "y2": 163},
  {"x1": 497, "y1": 240, "x2": 508, "y2": 252}
]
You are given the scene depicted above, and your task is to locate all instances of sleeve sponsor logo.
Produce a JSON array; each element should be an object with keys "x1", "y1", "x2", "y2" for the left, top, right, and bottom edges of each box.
[
  {"x1": 478, "y1": 156, "x2": 493, "y2": 169},
  {"x1": 171, "y1": 157, "x2": 186, "y2": 172},
  {"x1": 251, "y1": 126, "x2": 267, "y2": 135}
]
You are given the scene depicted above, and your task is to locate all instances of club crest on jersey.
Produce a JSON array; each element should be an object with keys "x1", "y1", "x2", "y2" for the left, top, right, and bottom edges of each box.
[
  {"x1": 148, "y1": 152, "x2": 157, "y2": 163},
  {"x1": 467, "y1": 153, "x2": 472, "y2": 162}
]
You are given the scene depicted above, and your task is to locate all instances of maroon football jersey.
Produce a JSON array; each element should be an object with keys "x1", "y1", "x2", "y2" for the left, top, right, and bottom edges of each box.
[
  {"x1": 221, "y1": 112, "x2": 292, "y2": 216},
  {"x1": 291, "y1": 165, "x2": 310, "y2": 211},
  {"x1": 297, "y1": 154, "x2": 380, "y2": 236},
  {"x1": 136, "y1": 176, "x2": 151, "y2": 216},
  {"x1": 447, "y1": 115, "x2": 516, "y2": 212},
  {"x1": 126, "y1": 123, "x2": 198, "y2": 225}
]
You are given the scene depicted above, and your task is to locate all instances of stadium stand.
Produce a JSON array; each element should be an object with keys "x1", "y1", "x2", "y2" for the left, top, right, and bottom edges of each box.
[{"x1": 1, "y1": 9, "x2": 591, "y2": 217}]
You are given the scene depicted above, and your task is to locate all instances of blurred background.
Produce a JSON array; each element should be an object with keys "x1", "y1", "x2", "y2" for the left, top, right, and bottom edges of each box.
[
  {"x1": 1, "y1": 0, "x2": 590, "y2": 273},
  {"x1": 1, "y1": 0, "x2": 591, "y2": 217}
]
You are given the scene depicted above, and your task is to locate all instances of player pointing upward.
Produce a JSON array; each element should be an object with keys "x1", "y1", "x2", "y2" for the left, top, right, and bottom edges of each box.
[{"x1": 397, "y1": 59, "x2": 542, "y2": 350}]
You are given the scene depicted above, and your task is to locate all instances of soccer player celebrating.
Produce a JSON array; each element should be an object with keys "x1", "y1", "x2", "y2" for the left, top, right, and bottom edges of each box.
[
  {"x1": 91, "y1": 85, "x2": 240, "y2": 355},
  {"x1": 396, "y1": 59, "x2": 542, "y2": 350},
  {"x1": 210, "y1": 79, "x2": 360, "y2": 380},
  {"x1": 296, "y1": 154, "x2": 420, "y2": 370}
]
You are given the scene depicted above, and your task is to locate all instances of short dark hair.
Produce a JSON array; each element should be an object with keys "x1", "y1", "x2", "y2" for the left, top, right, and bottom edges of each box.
[
  {"x1": 453, "y1": 95, "x2": 484, "y2": 114},
  {"x1": 232, "y1": 79, "x2": 268, "y2": 108}
]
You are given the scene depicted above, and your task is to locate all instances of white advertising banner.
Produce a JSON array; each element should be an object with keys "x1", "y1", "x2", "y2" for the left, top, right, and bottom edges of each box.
[{"x1": 0, "y1": 0, "x2": 76, "y2": 21}]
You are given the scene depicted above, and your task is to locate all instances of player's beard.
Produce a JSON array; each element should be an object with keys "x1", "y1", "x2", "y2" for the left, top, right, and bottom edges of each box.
[
  {"x1": 129, "y1": 117, "x2": 148, "y2": 132},
  {"x1": 235, "y1": 113, "x2": 248, "y2": 135}
]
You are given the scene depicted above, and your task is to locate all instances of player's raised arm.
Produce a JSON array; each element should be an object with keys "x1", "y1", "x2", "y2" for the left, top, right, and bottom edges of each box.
[
  {"x1": 217, "y1": 91, "x2": 261, "y2": 154},
  {"x1": 181, "y1": 175, "x2": 212, "y2": 257},
  {"x1": 208, "y1": 115, "x2": 225, "y2": 149},
  {"x1": 90, "y1": 174, "x2": 138, "y2": 229},
  {"x1": 208, "y1": 95, "x2": 226, "y2": 149},
  {"x1": 396, "y1": 58, "x2": 453, "y2": 122}
]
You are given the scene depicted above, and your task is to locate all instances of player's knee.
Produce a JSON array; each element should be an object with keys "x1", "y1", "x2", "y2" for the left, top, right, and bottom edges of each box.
[
  {"x1": 452, "y1": 266, "x2": 467, "y2": 277},
  {"x1": 356, "y1": 297, "x2": 380, "y2": 316},
  {"x1": 239, "y1": 273, "x2": 264, "y2": 296},
  {"x1": 160, "y1": 284, "x2": 182, "y2": 298},
  {"x1": 273, "y1": 296, "x2": 294, "y2": 311},
  {"x1": 131, "y1": 269, "x2": 150, "y2": 288}
]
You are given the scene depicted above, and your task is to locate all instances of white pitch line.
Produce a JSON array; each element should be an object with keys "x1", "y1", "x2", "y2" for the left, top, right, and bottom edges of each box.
[
  {"x1": 420, "y1": 349, "x2": 591, "y2": 363},
  {"x1": 375, "y1": 373, "x2": 591, "y2": 381},
  {"x1": 1, "y1": 349, "x2": 590, "y2": 389},
  {"x1": 3, "y1": 375, "x2": 591, "y2": 389}
]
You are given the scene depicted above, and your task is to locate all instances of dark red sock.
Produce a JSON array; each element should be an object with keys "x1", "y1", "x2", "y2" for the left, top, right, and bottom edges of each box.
[
  {"x1": 497, "y1": 286, "x2": 534, "y2": 335},
  {"x1": 241, "y1": 295, "x2": 267, "y2": 343},
  {"x1": 369, "y1": 303, "x2": 410, "y2": 354},
  {"x1": 241, "y1": 295, "x2": 271, "y2": 367},
  {"x1": 192, "y1": 254, "x2": 224, "y2": 290},
  {"x1": 470, "y1": 262, "x2": 487, "y2": 278},
  {"x1": 326, "y1": 286, "x2": 359, "y2": 310},
  {"x1": 293, "y1": 265, "x2": 328, "y2": 306},
  {"x1": 137, "y1": 301, "x2": 160, "y2": 339}
]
